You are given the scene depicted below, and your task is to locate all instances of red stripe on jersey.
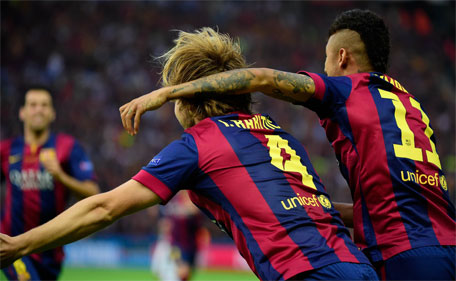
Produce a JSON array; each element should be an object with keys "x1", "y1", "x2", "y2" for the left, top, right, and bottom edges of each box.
[
  {"x1": 191, "y1": 120, "x2": 313, "y2": 280},
  {"x1": 415, "y1": 165, "x2": 455, "y2": 245},
  {"x1": 321, "y1": 118, "x2": 369, "y2": 248},
  {"x1": 402, "y1": 98, "x2": 456, "y2": 245},
  {"x1": 22, "y1": 144, "x2": 41, "y2": 232},
  {"x1": 346, "y1": 76, "x2": 412, "y2": 257},
  {"x1": 30, "y1": 253, "x2": 41, "y2": 263},
  {"x1": 55, "y1": 134, "x2": 74, "y2": 161},
  {"x1": 188, "y1": 191, "x2": 258, "y2": 277},
  {"x1": 302, "y1": 72, "x2": 326, "y2": 100},
  {"x1": 251, "y1": 131, "x2": 359, "y2": 263},
  {"x1": 54, "y1": 135, "x2": 74, "y2": 213},
  {"x1": 1, "y1": 140, "x2": 12, "y2": 234},
  {"x1": 132, "y1": 170, "x2": 173, "y2": 203},
  {"x1": 52, "y1": 134, "x2": 76, "y2": 263}
]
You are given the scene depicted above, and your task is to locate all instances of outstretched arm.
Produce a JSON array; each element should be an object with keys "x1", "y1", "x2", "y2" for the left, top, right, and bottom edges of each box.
[
  {"x1": 119, "y1": 68, "x2": 315, "y2": 135},
  {"x1": 0, "y1": 180, "x2": 161, "y2": 267}
]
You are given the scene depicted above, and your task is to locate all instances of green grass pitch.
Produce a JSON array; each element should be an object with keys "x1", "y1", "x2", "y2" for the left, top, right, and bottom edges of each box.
[{"x1": 2, "y1": 266, "x2": 258, "y2": 281}]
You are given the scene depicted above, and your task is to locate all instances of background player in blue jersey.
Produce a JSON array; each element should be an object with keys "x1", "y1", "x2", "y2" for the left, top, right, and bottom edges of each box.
[
  {"x1": 0, "y1": 28, "x2": 378, "y2": 281},
  {"x1": 151, "y1": 191, "x2": 204, "y2": 281},
  {"x1": 118, "y1": 10, "x2": 455, "y2": 281},
  {"x1": 0, "y1": 87, "x2": 100, "y2": 280}
]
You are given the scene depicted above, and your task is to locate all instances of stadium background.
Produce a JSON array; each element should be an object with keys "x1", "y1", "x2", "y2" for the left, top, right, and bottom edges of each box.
[{"x1": 1, "y1": 1, "x2": 454, "y2": 280}]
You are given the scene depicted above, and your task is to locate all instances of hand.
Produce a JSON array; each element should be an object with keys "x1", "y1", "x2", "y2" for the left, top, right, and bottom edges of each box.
[
  {"x1": 119, "y1": 88, "x2": 168, "y2": 136},
  {"x1": 39, "y1": 149, "x2": 63, "y2": 180},
  {"x1": 0, "y1": 233, "x2": 21, "y2": 268}
]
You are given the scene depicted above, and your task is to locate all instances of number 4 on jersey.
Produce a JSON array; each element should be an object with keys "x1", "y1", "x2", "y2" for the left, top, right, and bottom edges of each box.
[{"x1": 264, "y1": 135, "x2": 317, "y2": 190}]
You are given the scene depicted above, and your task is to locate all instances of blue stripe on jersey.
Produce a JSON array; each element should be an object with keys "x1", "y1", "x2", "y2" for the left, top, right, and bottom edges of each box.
[
  {"x1": 326, "y1": 85, "x2": 358, "y2": 154},
  {"x1": 315, "y1": 76, "x2": 359, "y2": 186},
  {"x1": 214, "y1": 120, "x2": 343, "y2": 269},
  {"x1": 10, "y1": 137, "x2": 25, "y2": 236},
  {"x1": 332, "y1": 216, "x2": 367, "y2": 261},
  {"x1": 337, "y1": 159, "x2": 353, "y2": 197},
  {"x1": 277, "y1": 131, "x2": 364, "y2": 257},
  {"x1": 40, "y1": 135, "x2": 56, "y2": 224},
  {"x1": 360, "y1": 185, "x2": 382, "y2": 261},
  {"x1": 445, "y1": 173, "x2": 456, "y2": 220},
  {"x1": 369, "y1": 82, "x2": 440, "y2": 248},
  {"x1": 194, "y1": 172, "x2": 281, "y2": 281},
  {"x1": 417, "y1": 106, "x2": 455, "y2": 219}
]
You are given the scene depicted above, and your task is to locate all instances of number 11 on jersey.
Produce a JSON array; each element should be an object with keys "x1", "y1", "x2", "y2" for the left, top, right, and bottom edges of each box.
[{"x1": 378, "y1": 89, "x2": 441, "y2": 169}]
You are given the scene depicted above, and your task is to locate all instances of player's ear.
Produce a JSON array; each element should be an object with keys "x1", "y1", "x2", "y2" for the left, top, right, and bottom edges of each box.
[
  {"x1": 50, "y1": 108, "x2": 56, "y2": 122},
  {"x1": 19, "y1": 106, "x2": 25, "y2": 122},
  {"x1": 338, "y1": 48, "x2": 349, "y2": 69}
]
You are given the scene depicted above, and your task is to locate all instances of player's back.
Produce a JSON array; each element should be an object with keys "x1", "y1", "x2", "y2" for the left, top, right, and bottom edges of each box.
[
  {"x1": 300, "y1": 71, "x2": 456, "y2": 263},
  {"x1": 346, "y1": 73, "x2": 455, "y2": 261},
  {"x1": 185, "y1": 113, "x2": 370, "y2": 280}
]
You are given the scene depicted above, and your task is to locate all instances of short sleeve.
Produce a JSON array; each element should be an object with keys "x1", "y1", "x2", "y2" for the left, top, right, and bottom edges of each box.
[
  {"x1": 297, "y1": 71, "x2": 353, "y2": 118},
  {"x1": 132, "y1": 133, "x2": 199, "y2": 204},
  {"x1": 68, "y1": 141, "x2": 96, "y2": 181}
]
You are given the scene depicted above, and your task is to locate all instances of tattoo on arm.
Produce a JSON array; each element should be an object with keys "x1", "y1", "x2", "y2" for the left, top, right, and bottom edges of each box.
[
  {"x1": 169, "y1": 69, "x2": 314, "y2": 103},
  {"x1": 192, "y1": 69, "x2": 256, "y2": 98},
  {"x1": 170, "y1": 87, "x2": 185, "y2": 94},
  {"x1": 272, "y1": 70, "x2": 315, "y2": 98},
  {"x1": 269, "y1": 89, "x2": 297, "y2": 103},
  {"x1": 168, "y1": 69, "x2": 256, "y2": 98}
]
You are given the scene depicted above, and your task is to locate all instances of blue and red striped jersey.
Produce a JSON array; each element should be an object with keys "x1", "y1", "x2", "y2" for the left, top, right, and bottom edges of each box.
[
  {"x1": 133, "y1": 113, "x2": 370, "y2": 280},
  {"x1": 0, "y1": 133, "x2": 96, "y2": 269},
  {"x1": 160, "y1": 192, "x2": 202, "y2": 253},
  {"x1": 299, "y1": 71, "x2": 456, "y2": 262}
]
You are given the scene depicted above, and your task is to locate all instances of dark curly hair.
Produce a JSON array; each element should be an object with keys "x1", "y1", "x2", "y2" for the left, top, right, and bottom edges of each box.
[{"x1": 328, "y1": 9, "x2": 390, "y2": 73}]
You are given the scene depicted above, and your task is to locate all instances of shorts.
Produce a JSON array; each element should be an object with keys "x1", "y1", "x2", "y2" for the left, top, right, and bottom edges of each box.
[
  {"x1": 375, "y1": 245, "x2": 455, "y2": 280},
  {"x1": 2, "y1": 256, "x2": 61, "y2": 281},
  {"x1": 288, "y1": 262, "x2": 379, "y2": 280}
]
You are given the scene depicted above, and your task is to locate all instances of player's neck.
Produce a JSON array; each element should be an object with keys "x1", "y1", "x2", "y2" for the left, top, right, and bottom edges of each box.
[
  {"x1": 182, "y1": 116, "x2": 204, "y2": 129},
  {"x1": 24, "y1": 128, "x2": 50, "y2": 146}
]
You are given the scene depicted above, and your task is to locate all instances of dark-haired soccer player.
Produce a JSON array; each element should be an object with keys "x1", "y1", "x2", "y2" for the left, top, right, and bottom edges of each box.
[
  {"x1": 0, "y1": 28, "x2": 378, "y2": 281},
  {"x1": 0, "y1": 87, "x2": 99, "y2": 280},
  {"x1": 119, "y1": 10, "x2": 455, "y2": 280}
]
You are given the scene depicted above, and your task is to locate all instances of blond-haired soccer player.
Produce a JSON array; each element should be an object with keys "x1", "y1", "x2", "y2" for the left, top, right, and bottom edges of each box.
[
  {"x1": 1, "y1": 28, "x2": 378, "y2": 280},
  {"x1": 120, "y1": 10, "x2": 455, "y2": 281}
]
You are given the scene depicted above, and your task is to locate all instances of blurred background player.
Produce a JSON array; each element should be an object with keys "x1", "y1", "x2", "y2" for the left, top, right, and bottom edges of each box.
[
  {"x1": 0, "y1": 28, "x2": 378, "y2": 281},
  {"x1": 151, "y1": 191, "x2": 205, "y2": 281},
  {"x1": 0, "y1": 87, "x2": 99, "y2": 280},
  {"x1": 121, "y1": 10, "x2": 455, "y2": 281}
]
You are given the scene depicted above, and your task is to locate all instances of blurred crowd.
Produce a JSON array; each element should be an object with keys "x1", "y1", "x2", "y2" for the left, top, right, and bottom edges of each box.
[{"x1": 2, "y1": 1, "x2": 454, "y2": 237}]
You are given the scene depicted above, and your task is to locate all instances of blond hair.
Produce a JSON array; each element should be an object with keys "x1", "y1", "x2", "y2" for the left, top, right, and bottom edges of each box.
[{"x1": 159, "y1": 27, "x2": 252, "y2": 119}]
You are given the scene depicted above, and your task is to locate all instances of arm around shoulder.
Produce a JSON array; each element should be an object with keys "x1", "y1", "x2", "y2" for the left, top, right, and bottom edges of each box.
[
  {"x1": 254, "y1": 68, "x2": 316, "y2": 103},
  {"x1": 119, "y1": 67, "x2": 316, "y2": 135},
  {"x1": 165, "y1": 67, "x2": 316, "y2": 103}
]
